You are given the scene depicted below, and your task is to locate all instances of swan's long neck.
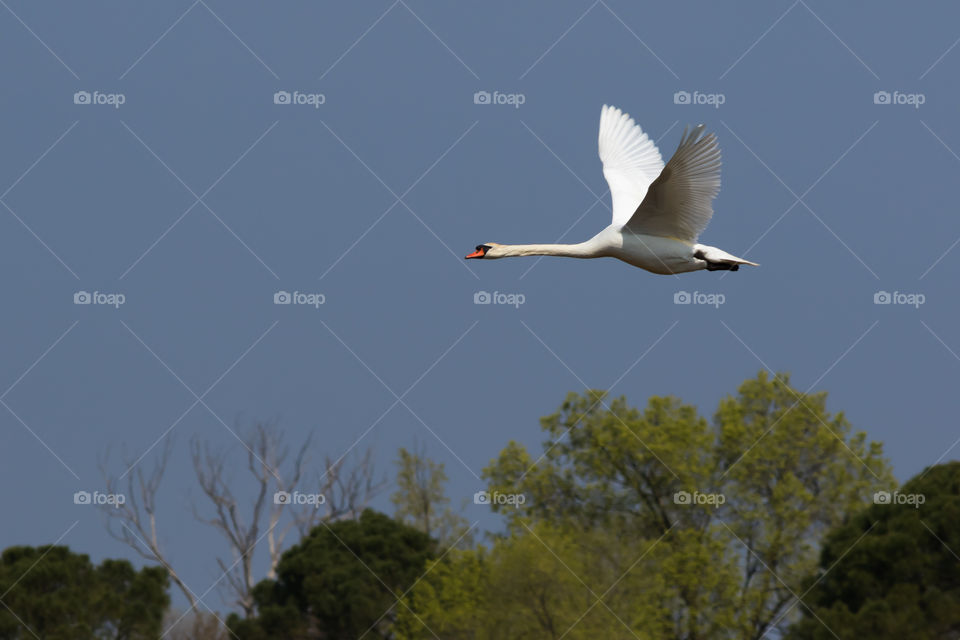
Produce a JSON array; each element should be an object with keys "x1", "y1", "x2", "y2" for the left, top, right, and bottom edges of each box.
[{"x1": 494, "y1": 241, "x2": 602, "y2": 258}]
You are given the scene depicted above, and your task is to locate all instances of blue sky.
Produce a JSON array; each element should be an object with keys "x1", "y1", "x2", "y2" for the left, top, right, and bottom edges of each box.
[{"x1": 2, "y1": 0, "x2": 960, "y2": 614}]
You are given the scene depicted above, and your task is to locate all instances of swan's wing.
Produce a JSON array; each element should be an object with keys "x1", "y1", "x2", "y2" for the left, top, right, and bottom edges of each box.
[
  {"x1": 598, "y1": 105, "x2": 665, "y2": 228},
  {"x1": 623, "y1": 125, "x2": 721, "y2": 242}
]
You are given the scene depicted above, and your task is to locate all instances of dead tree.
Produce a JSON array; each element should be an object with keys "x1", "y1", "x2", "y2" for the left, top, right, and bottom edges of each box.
[
  {"x1": 101, "y1": 422, "x2": 387, "y2": 619},
  {"x1": 190, "y1": 422, "x2": 312, "y2": 616},
  {"x1": 293, "y1": 446, "x2": 387, "y2": 538},
  {"x1": 100, "y1": 439, "x2": 198, "y2": 610}
]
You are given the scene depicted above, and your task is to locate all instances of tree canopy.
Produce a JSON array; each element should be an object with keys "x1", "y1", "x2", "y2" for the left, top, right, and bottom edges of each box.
[
  {"x1": 787, "y1": 461, "x2": 960, "y2": 639},
  {"x1": 229, "y1": 509, "x2": 435, "y2": 639},
  {"x1": 391, "y1": 445, "x2": 473, "y2": 549},
  {"x1": 397, "y1": 371, "x2": 893, "y2": 639},
  {"x1": 0, "y1": 545, "x2": 168, "y2": 640},
  {"x1": 6, "y1": 372, "x2": 953, "y2": 640}
]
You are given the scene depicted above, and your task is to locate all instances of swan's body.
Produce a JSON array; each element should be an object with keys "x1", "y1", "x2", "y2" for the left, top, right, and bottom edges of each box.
[{"x1": 466, "y1": 105, "x2": 758, "y2": 274}]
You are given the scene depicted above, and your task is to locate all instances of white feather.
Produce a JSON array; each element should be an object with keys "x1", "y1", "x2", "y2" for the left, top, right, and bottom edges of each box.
[
  {"x1": 623, "y1": 124, "x2": 721, "y2": 242},
  {"x1": 598, "y1": 105, "x2": 664, "y2": 228}
]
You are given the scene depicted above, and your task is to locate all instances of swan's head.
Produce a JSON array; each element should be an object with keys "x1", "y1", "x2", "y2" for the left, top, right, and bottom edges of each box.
[{"x1": 465, "y1": 243, "x2": 503, "y2": 259}]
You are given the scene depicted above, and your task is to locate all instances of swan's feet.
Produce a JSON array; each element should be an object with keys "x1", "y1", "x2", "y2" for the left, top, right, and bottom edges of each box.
[{"x1": 705, "y1": 262, "x2": 739, "y2": 272}]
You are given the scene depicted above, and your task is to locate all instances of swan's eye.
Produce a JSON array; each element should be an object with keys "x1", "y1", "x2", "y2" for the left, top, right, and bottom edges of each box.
[{"x1": 476, "y1": 245, "x2": 486, "y2": 252}]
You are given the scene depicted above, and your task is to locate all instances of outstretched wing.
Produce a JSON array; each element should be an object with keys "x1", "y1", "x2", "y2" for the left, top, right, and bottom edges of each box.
[
  {"x1": 623, "y1": 125, "x2": 721, "y2": 242},
  {"x1": 598, "y1": 105, "x2": 665, "y2": 228}
]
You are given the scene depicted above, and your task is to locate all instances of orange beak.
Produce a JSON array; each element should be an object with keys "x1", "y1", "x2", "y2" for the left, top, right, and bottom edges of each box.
[{"x1": 465, "y1": 248, "x2": 486, "y2": 259}]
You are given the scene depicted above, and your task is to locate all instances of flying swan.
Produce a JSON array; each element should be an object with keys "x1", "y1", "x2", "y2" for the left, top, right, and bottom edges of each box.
[{"x1": 465, "y1": 105, "x2": 758, "y2": 274}]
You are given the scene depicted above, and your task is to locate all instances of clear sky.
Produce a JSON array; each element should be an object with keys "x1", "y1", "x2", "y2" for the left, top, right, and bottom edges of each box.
[{"x1": 2, "y1": 0, "x2": 959, "y2": 613}]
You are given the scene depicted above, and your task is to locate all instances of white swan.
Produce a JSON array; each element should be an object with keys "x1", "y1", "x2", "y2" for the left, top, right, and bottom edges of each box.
[{"x1": 466, "y1": 105, "x2": 758, "y2": 274}]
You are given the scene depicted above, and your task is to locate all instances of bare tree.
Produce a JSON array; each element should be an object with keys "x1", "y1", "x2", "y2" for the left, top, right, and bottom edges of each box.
[
  {"x1": 190, "y1": 422, "x2": 311, "y2": 616},
  {"x1": 162, "y1": 609, "x2": 230, "y2": 640},
  {"x1": 190, "y1": 422, "x2": 387, "y2": 615},
  {"x1": 101, "y1": 421, "x2": 388, "y2": 620},
  {"x1": 101, "y1": 439, "x2": 198, "y2": 610},
  {"x1": 293, "y1": 446, "x2": 387, "y2": 538}
]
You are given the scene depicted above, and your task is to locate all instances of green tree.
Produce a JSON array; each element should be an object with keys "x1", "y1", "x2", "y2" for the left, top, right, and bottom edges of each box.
[
  {"x1": 398, "y1": 371, "x2": 893, "y2": 639},
  {"x1": 787, "y1": 461, "x2": 960, "y2": 639},
  {"x1": 229, "y1": 510, "x2": 434, "y2": 640},
  {"x1": 0, "y1": 545, "x2": 168, "y2": 640},
  {"x1": 397, "y1": 522, "x2": 741, "y2": 640},
  {"x1": 391, "y1": 445, "x2": 472, "y2": 548}
]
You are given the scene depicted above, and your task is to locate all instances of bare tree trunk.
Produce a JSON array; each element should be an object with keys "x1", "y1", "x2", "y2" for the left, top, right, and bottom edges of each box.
[
  {"x1": 191, "y1": 422, "x2": 305, "y2": 617},
  {"x1": 102, "y1": 421, "x2": 387, "y2": 620},
  {"x1": 100, "y1": 439, "x2": 198, "y2": 610}
]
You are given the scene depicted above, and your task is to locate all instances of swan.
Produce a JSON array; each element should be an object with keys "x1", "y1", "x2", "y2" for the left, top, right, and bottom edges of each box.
[{"x1": 465, "y1": 105, "x2": 758, "y2": 274}]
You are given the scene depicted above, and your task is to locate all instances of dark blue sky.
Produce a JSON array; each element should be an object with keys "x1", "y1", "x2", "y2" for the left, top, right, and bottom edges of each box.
[{"x1": 2, "y1": 0, "x2": 959, "y2": 614}]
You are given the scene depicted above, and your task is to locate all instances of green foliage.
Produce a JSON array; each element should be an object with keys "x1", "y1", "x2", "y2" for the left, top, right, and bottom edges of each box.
[
  {"x1": 398, "y1": 371, "x2": 893, "y2": 639},
  {"x1": 391, "y1": 446, "x2": 472, "y2": 548},
  {"x1": 397, "y1": 524, "x2": 741, "y2": 640},
  {"x1": 230, "y1": 509, "x2": 435, "y2": 640},
  {"x1": 0, "y1": 546, "x2": 168, "y2": 640},
  {"x1": 787, "y1": 461, "x2": 960, "y2": 639}
]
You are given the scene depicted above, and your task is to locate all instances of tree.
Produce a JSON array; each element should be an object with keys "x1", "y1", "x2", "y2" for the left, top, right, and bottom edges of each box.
[
  {"x1": 100, "y1": 423, "x2": 385, "y2": 616},
  {"x1": 0, "y1": 545, "x2": 168, "y2": 640},
  {"x1": 787, "y1": 461, "x2": 960, "y2": 639},
  {"x1": 391, "y1": 444, "x2": 473, "y2": 548},
  {"x1": 229, "y1": 510, "x2": 435, "y2": 640},
  {"x1": 189, "y1": 423, "x2": 314, "y2": 616},
  {"x1": 398, "y1": 371, "x2": 893, "y2": 639},
  {"x1": 162, "y1": 610, "x2": 230, "y2": 640},
  {"x1": 100, "y1": 439, "x2": 198, "y2": 610}
]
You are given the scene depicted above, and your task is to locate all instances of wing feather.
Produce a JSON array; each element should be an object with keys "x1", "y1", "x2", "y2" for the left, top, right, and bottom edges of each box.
[
  {"x1": 598, "y1": 105, "x2": 665, "y2": 228},
  {"x1": 623, "y1": 125, "x2": 721, "y2": 242}
]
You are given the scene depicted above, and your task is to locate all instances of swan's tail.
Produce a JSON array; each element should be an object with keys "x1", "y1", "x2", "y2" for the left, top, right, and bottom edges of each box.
[{"x1": 693, "y1": 244, "x2": 759, "y2": 271}]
